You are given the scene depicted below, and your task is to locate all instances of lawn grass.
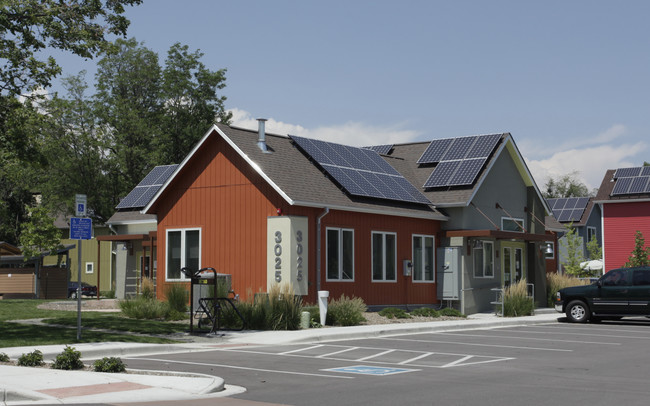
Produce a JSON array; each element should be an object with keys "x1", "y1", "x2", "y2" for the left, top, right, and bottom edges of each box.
[{"x1": 0, "y1": 299, "x2": 185, "y2": 347}]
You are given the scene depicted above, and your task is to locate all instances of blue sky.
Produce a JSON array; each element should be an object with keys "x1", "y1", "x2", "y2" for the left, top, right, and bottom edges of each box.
[{"x1": 51, "y1": 1, "x2": 650, "y2": 191}]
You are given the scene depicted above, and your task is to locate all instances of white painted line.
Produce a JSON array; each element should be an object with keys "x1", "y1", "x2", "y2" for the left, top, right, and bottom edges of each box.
[
  {"x1": 495, "y1": 326, "x2": 650, "y2": 340},
  {"x1": 279, "y1": 345, "x2": 324, "y2": 355},
  {"x1": 441, "y1": 355, "x2": 473, "y2": 368},
  {"x1": 356, "y1": 349, "x2": 395, "y2": 361},
  {"x1": 379, "y1": 337, "x2": 573, "y2": 352},
  {"x1": 317, "y1": 347, "x2": 360, "y2": 358},
  {"x1": 130, "y1": 357, "x2": 354, "y2": 379},
  {"x1": 399, "y1": 352, "x2": 434, "y2": 365},
  {"x1": 432, "y1": 332, "x2": 620, "y2": 345},
  {"x1": 523, "y1": 324, "x2": 650, "y2": 337},
  {"x1": 439, "y1": 356, "x2": 516, "y2": 368}
]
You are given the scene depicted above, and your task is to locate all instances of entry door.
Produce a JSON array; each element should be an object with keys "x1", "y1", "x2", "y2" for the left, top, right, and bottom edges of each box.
[{"x1": 501, "y1": 242, "x2": 526, "y2": 287}]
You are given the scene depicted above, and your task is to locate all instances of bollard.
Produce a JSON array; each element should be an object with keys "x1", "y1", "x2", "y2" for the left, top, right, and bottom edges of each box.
[
  {"x1": 318, "y1": 290, "x2": 329, "y2": 326},
  {"x1": 300, "y1": 311, "x2": 311, "y2": 329}
]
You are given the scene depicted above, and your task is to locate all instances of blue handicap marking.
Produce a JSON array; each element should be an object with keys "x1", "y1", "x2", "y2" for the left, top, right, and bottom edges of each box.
[{"x1": 323, "y1": 365, "x2": 418, "y2": 376}]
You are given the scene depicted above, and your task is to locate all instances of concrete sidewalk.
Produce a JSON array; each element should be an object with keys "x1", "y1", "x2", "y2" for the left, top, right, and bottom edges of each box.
[{"x1": 0, "y1": 310, "x2": 562, "y2": 405}]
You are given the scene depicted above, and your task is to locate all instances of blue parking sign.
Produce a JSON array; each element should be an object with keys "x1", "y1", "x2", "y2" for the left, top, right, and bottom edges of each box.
[{"x1": 70, "y1": 217, "x2": 92, "y2": 240}]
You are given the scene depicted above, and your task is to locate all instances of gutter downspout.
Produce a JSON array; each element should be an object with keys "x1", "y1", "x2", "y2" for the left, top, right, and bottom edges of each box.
[{"x1": 316, "y1": 207, "x2": 330, "y2": 292}]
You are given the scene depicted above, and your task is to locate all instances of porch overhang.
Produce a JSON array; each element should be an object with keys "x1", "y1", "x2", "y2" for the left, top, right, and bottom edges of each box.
[
  {"x1": 96, "y1": 234, "x2": 149, "y2": 242},
  {"x1": 445, "y1": 229, "x2": 551, "y2": 242}
]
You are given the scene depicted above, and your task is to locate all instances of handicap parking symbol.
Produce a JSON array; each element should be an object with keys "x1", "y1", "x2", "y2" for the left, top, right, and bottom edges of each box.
[{"x1": 323, "y1": 365, "x2": 418, "y2": 376}]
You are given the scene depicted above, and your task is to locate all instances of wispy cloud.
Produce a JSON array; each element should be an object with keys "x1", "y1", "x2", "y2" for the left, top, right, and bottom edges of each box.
[{"x1": 229, "y1": 108, "x2": 421, "y2": 147}]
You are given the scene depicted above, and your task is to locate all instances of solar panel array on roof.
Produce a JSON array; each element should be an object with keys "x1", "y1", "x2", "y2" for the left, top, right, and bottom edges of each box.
[
  {"x1": 363, "y1": 144, "x2": 393, "y2": 155},
  {"x1": 421, "y1": 134, "x2": 502, "y2": 188},
  {"x1": 116, "y1": 164, "x2": 178, "y2": 209},
  {"x1": 290, "y1": 135, "x2": 431, "y2": 205},
  {"x1": 611, "y1": 166, "x2": 650, "y2": 196},
  {"x1": 547, "y1": 197, "x2": 590, "y2": 223}
]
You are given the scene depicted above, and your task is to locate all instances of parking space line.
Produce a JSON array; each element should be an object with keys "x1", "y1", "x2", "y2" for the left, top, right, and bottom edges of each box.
[
  {"x1": 279, "y1": 344, "x2": 324, "y2": 355},
  {"x1": 522, "y1": 324, "x2": 650, "y2": 337},
  {"x1": 496, "y1": 326, "x2": 650, "y2": 340},
  {"x1": 317, "y1": 347, "x2": 360, "y2": 358},
  {"x1": 398, "y1": 352, "x2": 434, "y2": 365},
  {"x1": 431, "y1": 332, "x2": 621, "y2": 346},
  {"x1": 357, "y1": 349, "x2": 395, "y2": 361},
  {"x1": 441, "y1": 355, "x2": 473, "y2": 368},
  {"x1": 380, "y1": 337, "x2": 573, "y2": 352}
]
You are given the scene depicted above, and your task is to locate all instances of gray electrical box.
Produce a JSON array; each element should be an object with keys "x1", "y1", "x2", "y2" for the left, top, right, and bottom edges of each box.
[{"x1": 437, "y1": 247, "x2": 461, "y2": 300}]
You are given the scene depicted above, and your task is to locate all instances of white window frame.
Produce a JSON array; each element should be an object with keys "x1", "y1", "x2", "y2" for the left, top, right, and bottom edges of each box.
[
  {"x1": 166, "y1": 228, "x2": 201, "y2": 281},
  {"x1": 326, "y1": 227, "x2": 355, "y2": 281},
  {"x1": 587, "y1": 226, "x2": 597, "y2": 242},
  {"x1": 372, "y1": 231, "x2": 397, "y2": 282},
  {"x1": 412, "y1": 234, "x2": 435, "y2": 283},
  {"x1": 501, "y1": 217, "x2": 525, "y2": 233},
  {"x1": 85, "y1": 262, "x2": 94, "y2": 274},
  {"x1": 473, "y1": 241, "x2": 495, "y2": 278}
]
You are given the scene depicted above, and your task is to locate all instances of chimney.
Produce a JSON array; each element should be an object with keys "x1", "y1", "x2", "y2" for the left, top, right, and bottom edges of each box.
[{"x1": 257, "y1": 118, "x2": 269, "y2": 152}]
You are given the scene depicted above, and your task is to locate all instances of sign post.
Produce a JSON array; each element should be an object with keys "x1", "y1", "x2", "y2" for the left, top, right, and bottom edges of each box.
[{"x1": 71, "y1": 194, "x2": 91, "y2": 340}]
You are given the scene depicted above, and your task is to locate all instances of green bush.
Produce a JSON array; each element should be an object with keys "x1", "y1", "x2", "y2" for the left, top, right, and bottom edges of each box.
[
  {"x1": 379, "y1": 307, "x2": 411, "y2": 319},
  {"x1": 0, "y1": 352, "x2": 9, "y2": 362},
  {"x1": 100, "y1": 290, "x2": 116, "y2": 299},
  {"x1": 165, "y1": 283, "x2": 188, "y2": 313},
  {"x1": 328, "y1": 294, "x2": 367, "y2": 326},
  {"x1": 51, "y1": 345, "x2": 84, "y2": 370},
  {"x1": 410, "y1": 307, "x2": 440, "y2": 317},
  {"x1": 546, "y1": 272, "x2": 591, "y2": 307},
  {"x1": 503, "y1": 279, "x2": 534, "y2": 317},
  {"x1": 93, "y1": 357, "x2": 126, "y2": 373},
  {"x1": 439, "y1": 307, "x2": 466, "y2": 318},
  {"x1": 141, "y1": 277, "x2": 156, "y2": 300},
  {"x1": 119, "y1": 296, "x2": 169, "y2": 319},
  {"x1": 17, "y1": 350, "x2": 44, "y2": 367},
  {"x1": 220, "y1": 284, "x2": 301, "y2": 330}
]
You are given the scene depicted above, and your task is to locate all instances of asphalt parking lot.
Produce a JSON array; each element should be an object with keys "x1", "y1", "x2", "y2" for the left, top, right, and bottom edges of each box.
[{"x1": 127, "y1": 318, "x2": 650, "y2": 406}]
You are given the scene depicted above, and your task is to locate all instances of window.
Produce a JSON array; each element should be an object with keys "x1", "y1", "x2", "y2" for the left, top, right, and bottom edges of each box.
[
  {"x1": 633, "y1": 270, "x2": 650, "y2": 286},
  {"x1": 412, "y1": 235, "x2": 435, "y2": 282},
  {"x1": 587, "y1": 226, "x2": 597, "y2": 242},
  {"x1": 372, "y1": 232, "x2": 396, "y2": 282},
  {"x1": 85, "y1": 262, "x2": 94, "y2": 274},
  {"x1": 502, "y1": 217, "x2": 525, "y2": 232},
  {"x1": 473, "y1": 241, "x2": 494, "y2": 278},
  {"x1": 166, "y1": 228, "x2": 200, "y2": 281},
  {"x1": 327, "y1": 228, "x2": 354, "y2": 281}
]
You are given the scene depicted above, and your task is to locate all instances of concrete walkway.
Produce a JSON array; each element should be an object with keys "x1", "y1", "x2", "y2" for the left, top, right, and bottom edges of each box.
[{"x1": 0, "y1": 310, "x2": 562, "y2": 405}]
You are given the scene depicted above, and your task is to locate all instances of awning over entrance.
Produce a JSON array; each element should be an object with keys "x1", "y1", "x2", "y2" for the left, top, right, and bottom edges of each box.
[{"x1": 445, "y1": 229, "x2": 552, "y2": 242}]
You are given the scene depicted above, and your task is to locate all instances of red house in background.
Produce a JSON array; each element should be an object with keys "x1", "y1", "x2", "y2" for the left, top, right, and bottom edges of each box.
[{"x1": 595, "y1": 167, "x2": 650, "y2": 272}]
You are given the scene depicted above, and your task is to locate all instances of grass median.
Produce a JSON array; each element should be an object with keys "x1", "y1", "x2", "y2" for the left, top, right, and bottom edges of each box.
[{"x1": 0, "y1": 300, "x2": 186, "y2": 348}]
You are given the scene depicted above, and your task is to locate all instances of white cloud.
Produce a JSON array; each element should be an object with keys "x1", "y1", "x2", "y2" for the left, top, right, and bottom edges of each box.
[{"x1": 228, "y1": 108, "x2": 421, "y2": 147}]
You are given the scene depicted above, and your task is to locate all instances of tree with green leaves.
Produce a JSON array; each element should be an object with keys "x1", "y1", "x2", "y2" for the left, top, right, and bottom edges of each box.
[
  {"x1": 19, "y1": 206, "x2": 62, "y2": 264},
  {"x1": 624, "y1": 230, "x2": 650, "y2": 267},
  {"x1": 586, "y1": 234, "x2": 602, "y2": 261},
  {"x1": 560, "y1": 223, "x2": 587, "y2": 276},
  {"x1": 543, "y1": 171, "x2": 591, "y2": 199}
]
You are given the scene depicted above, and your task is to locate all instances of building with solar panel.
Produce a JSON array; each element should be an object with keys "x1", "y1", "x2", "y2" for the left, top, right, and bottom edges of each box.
[
  {"x1": 595, "y1": 166, "x2": 650, "y2": 272},
  {"x1": 105, "y1": 120, "x2": 555, "y2": 314}
]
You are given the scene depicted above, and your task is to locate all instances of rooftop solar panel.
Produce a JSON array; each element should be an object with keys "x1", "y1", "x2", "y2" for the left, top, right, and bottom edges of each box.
[
  {"x1": 466, "y1": 134, "x2": 501, "y2": 159},
  {"x1": 116, "y1": 164, "x2": 178, "y2": 209},
  {"x1": 614, "y1": 167, "x2": 642, "y2": 178},
  {"x1": 449, "y1": 158, "x2": 485, "y2": 186},
  {"x1": 611, "y1": 177, "x2": 633, "y2": 195},
  {"x1": 363, "y1": 144, "x2": 393, "y2": 155},
  {"x1": 417, "y1": 138, "x2": 454, "y2": 164},
  {"x1": 547, "y1": 197, "x2": 590, "y2": 223},
  {"x1": 291, "y1": 135, "x2": 430, "y2": 205},
  {"x1": 629, "y1": 176, "x2": 650, "y2": 194},
  {"x1": 643, "y1": 166, "x2": 650, "y2": 176},
  {"x1": 444, "y1": 136, "x2": 477, "y2": 160},
  {"x1": 423, "y1": 161, "x2": 461, "y2": 188}
]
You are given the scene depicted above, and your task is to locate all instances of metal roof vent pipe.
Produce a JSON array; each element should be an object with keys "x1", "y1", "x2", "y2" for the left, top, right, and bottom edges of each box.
[{"x1": 257, "y1": 118, "x2": 269, "y2": 153}]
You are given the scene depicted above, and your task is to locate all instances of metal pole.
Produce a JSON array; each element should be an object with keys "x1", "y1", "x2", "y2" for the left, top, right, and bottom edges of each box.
[{"x1": 77, "y1": 240, "x2": 82, "y2": 340}]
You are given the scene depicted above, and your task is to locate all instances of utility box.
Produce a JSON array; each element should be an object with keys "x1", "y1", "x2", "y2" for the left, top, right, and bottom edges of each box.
[{"x1": 437, "y1": 247, "x2": 461, "y2": 300}]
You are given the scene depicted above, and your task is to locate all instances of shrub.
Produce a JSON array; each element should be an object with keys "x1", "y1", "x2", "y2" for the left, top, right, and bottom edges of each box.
[
  {"x1": 546, "y1": 273, "x2": 591, "y2": 307},
  {"x1": 140, "y1": 277, "x2": 155, "y2": 300},
  {"x1": 439, "y1": 307, "x2": 466, "y2": 318},
  {"x1": 0, "y1": 352, "x2": 9, "y2": 362},
  {"x1": 328, "y1": 294, "x2": 367, "y2": 326},
  {"x1": 93, "y1": 357, "x2": 126, "y2": 373},
  {"x1": 379, "y1": 307, "x2": 411, "y2": 319},
  {"x1": 51, "y1": 345, "x2": 84, "y2": 370},
  {"x1": 503, "y1": 279, "x2": 534, "y2": 317},
  {"x1": 17, "y1": 350, "x2": 44, "y2": 367},
  {"x1": 119, "y1": 296, "x2": 168, "y2": 319},
  {"x1": 100, "y1": 289, "x2": 116, "y2": 299},
  {"x1": 410, "y1": 307, "x2": 440, "y2": 318},
  {"x1": 165, "y1": 283, "x2": 188, "y2": 314},
  {"x1": 220, "y1": 284, "x2": 301, "y2": 330}
]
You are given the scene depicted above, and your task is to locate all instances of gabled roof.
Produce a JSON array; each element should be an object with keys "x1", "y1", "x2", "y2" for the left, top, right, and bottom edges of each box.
[
  {"x1": 143, "y1": 124, "x2": 447, "y2": 221},
  {"x1": 0, "y1": 241, "x2": 21, "y2": 256},
  {"x1": 384, "y1": 133, "x2": 550, "y2": 212},
  {"x1": 594, "y1": 167, "x2": 650, "y2": 204}
]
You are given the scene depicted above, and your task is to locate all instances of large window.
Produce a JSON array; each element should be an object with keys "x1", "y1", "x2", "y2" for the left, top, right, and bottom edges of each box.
[
  {"x1": 327, "y1": 228, "x2": 354, "y2": 281},
  {"x1": 473, "y1": 241, "x2": 494, "y2": 278},
  {"x1": 502, "y1": 217, "x2": 525, "y2": 233},
  {"x1": 166, "y1": 228, "x2": 200, "y2": 281},
  {"x1": 412, "y1": 235, "x2": 435, "y2": 282},
  {"x1": 372, "y1": 232, "x2": 396, "y2": 282},
  {"x1": 587, "y1": 226, "x2": 597, "y2": 243}
]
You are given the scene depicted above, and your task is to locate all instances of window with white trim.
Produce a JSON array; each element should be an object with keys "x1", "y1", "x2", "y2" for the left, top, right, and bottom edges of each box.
[
  {"x1": 587, "y1": 226, "x2": 597, "y2": 242},
  {"x1": 326, "y1": 228, "x2": 354, "y2": 281},
  {"x1": 473, "y1": 241, "x2": 494, "y2": 278},
  {"x1": 501, "y1": 217, "x2": 525, "y2": 233},
  {"x1": 85, "y1": 262, "x2": 94, "y2": 274},
  {"x1": 372, "y1": 231, "x2": 396, "y2": 282},
  {"x1": 412, "y1": 235, "x2": 435, "y2": 282},
  {"x1": 166, "y1": 228, "x2": 200, "y2": 281}
]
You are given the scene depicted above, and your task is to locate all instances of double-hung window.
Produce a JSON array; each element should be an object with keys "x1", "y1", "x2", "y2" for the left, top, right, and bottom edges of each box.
[
  {"x1": 166, "y1": 228, "x2": 200, "y2": 281},
  {"x1": 412, "y1": 235, "x2": 435, "y2": 282},
  {"x1": 326, "y1": 228, "x2": 354, "y2": 281},
  {"x1": 473, "y1": 241, "x2": 494, "y2": 278},
  {"x1": 372, "y1": 231, "x2": 396, "y2": 282}
]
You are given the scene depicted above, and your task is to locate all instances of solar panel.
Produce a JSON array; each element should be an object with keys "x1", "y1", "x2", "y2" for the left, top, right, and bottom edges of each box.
[
  {"x1": 417, "y1": 138, "x2": 454, "y2": 164},
  {"x1": 466, "y1": 134, "x2": 501, "y2": 159},
  {"x1": 423, "y1": 161, "x2": 462, "y2": 188},
  {"x1": 363, "y1": 144, "x2": 393, "y2": 155},
  {"x1": 116, "y1": 164, "x2": 178, "y2": 209},
  {"x1": 444, "y1": 136, "x2": 477, "y2": 160},
  {"x1": 291, "y1": 135, "x2": 431, "y2": 205},
  {"x1": 614, "y1": 167, "x2": 642, "y2": 178},
  {"x1": 555, "y1": 198, "x2": 568, "y2": 210},
  {"x1": 547, "y1": 197, "x2": 590, "y2": 223},
  {"x1": 629, "y1": 176, "x2": 650, "y2": 194},
  {"x1": 611, "y1": 177, "x2": 633, "y2": 195},
  {"x1": 449, "y1": 158, "x2": 485, "y2": 186},
  {"x1": 643, "y1": 166, "x2": 650, "y2": 176},
  {"x1": 568, "y1": 208, "x2": 584, "y2": 222}
]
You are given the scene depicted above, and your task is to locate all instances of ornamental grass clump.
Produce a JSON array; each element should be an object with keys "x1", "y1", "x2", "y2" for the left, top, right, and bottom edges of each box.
[
  {"x1": 226, "y1": 283, "x2": 302, "y2": 330},
  {"x1": 503, "y1": 279, "x2": 534, "y2": 317},
  {"x1": 327, "y1": 294, "x2": 367, "y2": 326},
  {"x1": 546, "y1": 272, "x2": 591, "y2": 307}
]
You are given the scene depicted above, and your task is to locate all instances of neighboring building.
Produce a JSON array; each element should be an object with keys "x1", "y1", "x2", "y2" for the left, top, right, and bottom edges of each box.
[
  {"x1": 545, "y1": 197, "x2": 603, "y2": 273},
  {"x1": 594, "y1": 166, "x2": 650, "y2": 272},
  {"x1": 137, "y1": 121, "x2": 550, "y2": 314}
]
